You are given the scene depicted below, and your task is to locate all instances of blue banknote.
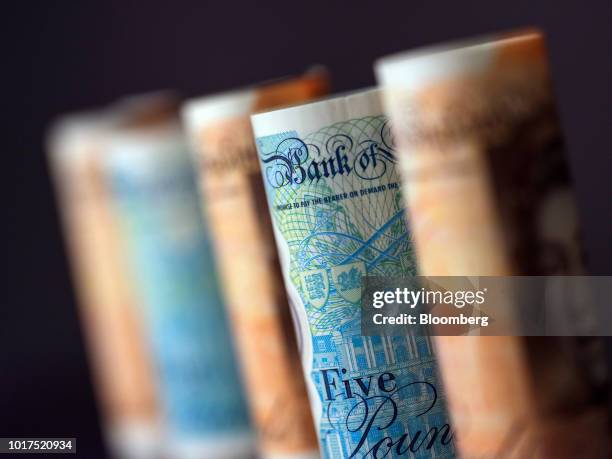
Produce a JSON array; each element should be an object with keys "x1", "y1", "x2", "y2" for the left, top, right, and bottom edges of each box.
[
  {"x1": 253, "y1": 94, "x2": 455, "y2": 458},
  {"x1": 105, "y1": 132, "x2": 252, "y2": 450}
]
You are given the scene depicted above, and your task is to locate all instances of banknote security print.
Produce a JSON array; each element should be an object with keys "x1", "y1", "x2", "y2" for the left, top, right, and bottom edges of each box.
[{"x1": 252, "y1": 89, "x2": 455, "y2": 459}]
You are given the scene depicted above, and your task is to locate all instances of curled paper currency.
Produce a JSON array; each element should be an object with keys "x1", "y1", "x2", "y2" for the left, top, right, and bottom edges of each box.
[
  {"x1": 103, "y1": 119, "x2": 253, "y2": 459},
  {"x1": 47, "y1": 96, "x2": 176, "y2": 459},
  {"x1": 377, "y1": 29, "x2": 611, "y2": 458},
  {"x1": 182, "y1": 70, "x2": 328, "y2": 459},
  {"x1": 251, "y1": 89, "x2": 455, "y2": 459}
]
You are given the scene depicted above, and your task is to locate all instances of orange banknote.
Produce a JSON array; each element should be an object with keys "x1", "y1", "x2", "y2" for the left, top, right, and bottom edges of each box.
[
  {"x1": 377, "y1": 30, "x2": 610, "y2": 458},
  {"x1": 182, "y1": 70, "x2": 329, "y2": 459},
  {"x1": 48, "y1": 106, "x2": 161, "y2": 459}
]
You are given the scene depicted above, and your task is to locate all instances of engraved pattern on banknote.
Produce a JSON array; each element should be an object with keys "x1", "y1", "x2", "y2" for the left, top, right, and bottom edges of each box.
[{"x1": 257, "y1": 117, "x2": 454, "y2": 458}]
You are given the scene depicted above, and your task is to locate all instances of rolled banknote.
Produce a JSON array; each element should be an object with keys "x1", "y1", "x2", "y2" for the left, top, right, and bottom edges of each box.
[
  {"x1": 181, "y1": 71, "x2": 328, "y2": 459},
  {"x1": 251, "y1": 89, "x2": 455, "y2": 459},
  {"x1": 48, "y1": 111, "x2": 161, "y2": 459},
  {"x1": 103, "y1": 120, "x2": 253, "y2": 459},
  {"x1": 377, "y1": 30, "x2": 611, "y2": 458}
]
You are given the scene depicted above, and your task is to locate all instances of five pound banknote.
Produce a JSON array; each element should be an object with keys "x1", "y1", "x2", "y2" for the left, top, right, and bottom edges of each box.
[
  {"x1": 252, "y1": 89, "x2": 455, "y2": 459},
  {"x1": 103, "y1": 119, "x2": 254, "y2": 459}
]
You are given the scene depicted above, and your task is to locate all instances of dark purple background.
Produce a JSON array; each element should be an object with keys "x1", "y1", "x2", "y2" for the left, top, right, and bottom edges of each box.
[{"x1": 2, "y1": 1, "x2": 611, "y2": 457}]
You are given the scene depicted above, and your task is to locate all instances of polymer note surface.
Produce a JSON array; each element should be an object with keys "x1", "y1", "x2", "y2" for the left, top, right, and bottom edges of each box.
[{"x1": 253, "y1": 91, "x2": 455, "y2": 458}]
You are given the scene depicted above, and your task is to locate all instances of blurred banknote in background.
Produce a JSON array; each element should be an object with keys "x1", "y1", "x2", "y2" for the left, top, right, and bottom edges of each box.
[
  {"x1": 377, "y1": 29, "x2": 611, "y2": 458},
  {"x1": 252, "y1": 89, "x2": 455, "y2": 458},
  {"x1": 47, "y1": 92, "x2": 178, "y2": 459},
  {"x1": 182, "y1": 69, "x2": 328, "y2": 459},
  {"x1": 102, "y1": 111, "x2": 254, "y2": 458}
]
